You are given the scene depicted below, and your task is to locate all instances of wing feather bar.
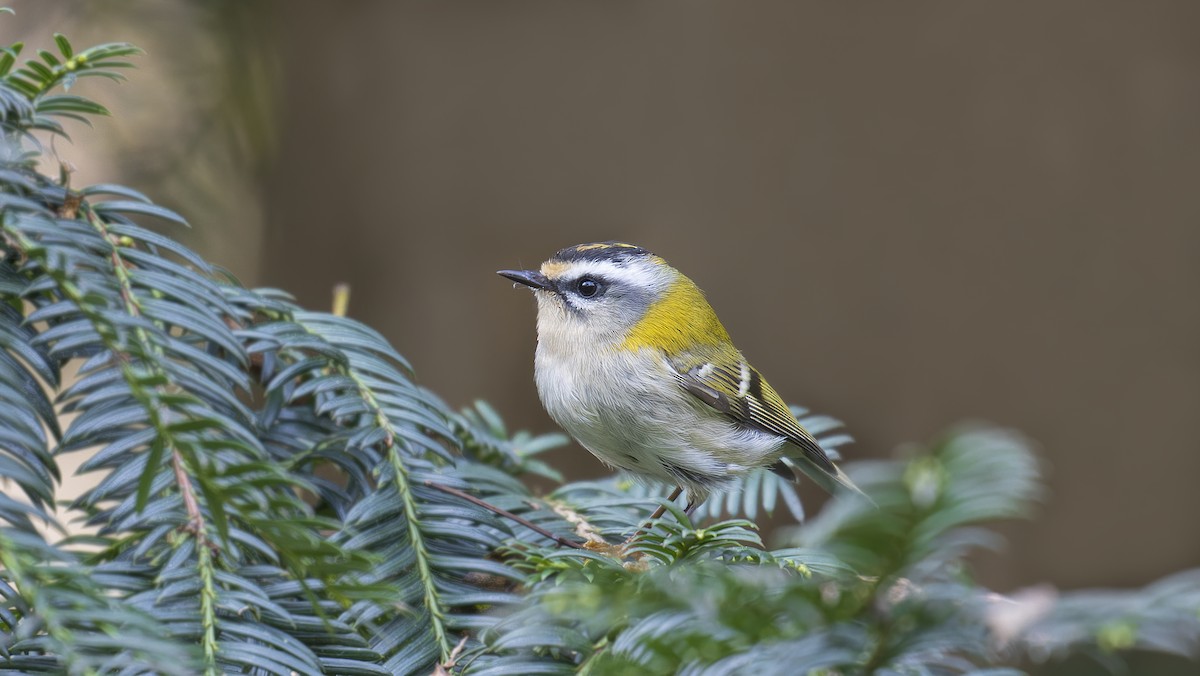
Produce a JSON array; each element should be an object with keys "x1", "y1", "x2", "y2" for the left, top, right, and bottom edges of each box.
[{"x1": 673, "y1": 358, "x2": 836, "y2": 474}]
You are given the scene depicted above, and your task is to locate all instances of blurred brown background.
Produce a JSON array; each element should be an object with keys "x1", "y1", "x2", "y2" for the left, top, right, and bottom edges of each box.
[{"x1": 7, "y1": 1, "x2": 1199, "y2": 593}]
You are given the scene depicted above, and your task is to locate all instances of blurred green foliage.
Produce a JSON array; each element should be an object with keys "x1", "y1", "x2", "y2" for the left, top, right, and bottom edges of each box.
[{"x1": 1, "y1": 16, "x2": 1198, "y2": 676}]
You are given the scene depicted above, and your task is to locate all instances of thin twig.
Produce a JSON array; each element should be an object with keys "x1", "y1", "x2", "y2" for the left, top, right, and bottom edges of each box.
[{"x1": 423, "y1": 480, "x2": 584, "y2": 550}]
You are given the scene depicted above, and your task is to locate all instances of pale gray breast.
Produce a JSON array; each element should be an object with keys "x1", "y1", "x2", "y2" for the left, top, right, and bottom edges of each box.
[{"x1": 536, "y1": 346, "x2": 672, "y2": 456}]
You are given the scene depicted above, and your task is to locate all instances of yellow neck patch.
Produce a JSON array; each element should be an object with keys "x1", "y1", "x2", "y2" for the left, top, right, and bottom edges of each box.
[{"x1": 621, "y1": 275, "x2": 730, "y2": 355}]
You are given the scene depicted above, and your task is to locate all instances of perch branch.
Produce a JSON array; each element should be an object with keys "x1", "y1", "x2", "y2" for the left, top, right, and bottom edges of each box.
[{"x1": 423, "y1": 480, "x2": 583, "y2": 550}]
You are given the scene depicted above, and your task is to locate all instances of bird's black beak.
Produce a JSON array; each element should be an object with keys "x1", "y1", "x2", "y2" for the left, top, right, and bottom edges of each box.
[{"x1": 498, "y1": 269, "x2": 552, "y2": 291}]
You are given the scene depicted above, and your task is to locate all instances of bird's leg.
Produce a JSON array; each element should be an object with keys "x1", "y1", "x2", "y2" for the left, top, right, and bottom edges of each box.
[
  {"x1": 684, "y1": 499, "x2": 700, "y2": 517},
  {"x1": 645, "y1": 485, "x2": 683, "y2": 523},
  {"x1": 623, "y1": 486, "x2": 683, "y2": 550}
]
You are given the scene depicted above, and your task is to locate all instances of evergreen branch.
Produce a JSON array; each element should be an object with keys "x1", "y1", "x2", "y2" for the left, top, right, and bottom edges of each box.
[
  {"x1": 196, "y1": 538, "x2": 219, "y2": 676},
  {"x1": 80, "y1": 204, "x2": 218, "y2": 551},
  {"x1": 0, "y1": 531, "x2": 187, "y2": 673},
  {"x1": 4, "y1": 221, "x2": 222, "y2": 674},
  {"x1": 0, "y1": 537, "x2": 74, "y2": 668},
  {"x1": 381, "y1": 414, "x2": 452, "y2": 659},
  {"x1": 274, "y1": 319, "x2": 456, "y2": 661}
]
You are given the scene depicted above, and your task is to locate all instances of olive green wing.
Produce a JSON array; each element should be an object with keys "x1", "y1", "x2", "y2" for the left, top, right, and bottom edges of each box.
[
  {"x1": 668, "y1": 352, "x2": 835, "y2": 474},
  {"x1": 670, "y1": 351, "x2": 869, "y2": 499}
]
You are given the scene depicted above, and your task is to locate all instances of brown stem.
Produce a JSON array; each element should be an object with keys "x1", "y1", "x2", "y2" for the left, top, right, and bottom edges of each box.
[
  {"x1": 423, "y1": 481, "x2": 583, "y2": 550},
  {"x1": 58, "y1": 190, "x2": 82, "y2": 219},
  {"x1": 172, "y1": 449, "x2": 218, "y2": 555}
]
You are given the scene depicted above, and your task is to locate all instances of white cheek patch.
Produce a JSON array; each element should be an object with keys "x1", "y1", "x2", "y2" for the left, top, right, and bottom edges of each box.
[
  {"x1": 536, "y1": 257, "x2": 677, "y2": 345},
  {"x1": 535, "y1": 291, "x2": 571, "y2": 318}
]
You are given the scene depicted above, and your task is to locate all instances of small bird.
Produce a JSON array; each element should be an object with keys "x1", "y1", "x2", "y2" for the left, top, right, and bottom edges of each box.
[{"x1": 499, "y1": 242, "x2": 862, "y2": 515}]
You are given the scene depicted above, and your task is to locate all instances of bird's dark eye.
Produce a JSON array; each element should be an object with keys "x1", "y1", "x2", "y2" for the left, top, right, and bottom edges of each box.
[{"x1": 576, "y1": 277, "x2": 601, "y2": 298}]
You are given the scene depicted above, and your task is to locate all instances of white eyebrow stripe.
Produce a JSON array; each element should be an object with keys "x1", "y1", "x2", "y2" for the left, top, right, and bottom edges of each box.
[
  {"x1": 548, "y1": 258, "x2": 671, "y2": 293},
  {"x1": 550, "y1": 260, "x2": 626, "y2": 280}
]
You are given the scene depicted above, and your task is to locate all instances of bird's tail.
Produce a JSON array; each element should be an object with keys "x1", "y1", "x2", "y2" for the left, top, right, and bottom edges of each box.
[{"x1": 778, "y1": 455, "x2": 873, "y2": 505}]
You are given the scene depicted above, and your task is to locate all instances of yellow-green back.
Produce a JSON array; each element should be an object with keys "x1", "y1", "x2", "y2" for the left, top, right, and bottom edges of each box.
[{"x1": 621, "y1": 273, "x2": 730, "y2": 355}]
